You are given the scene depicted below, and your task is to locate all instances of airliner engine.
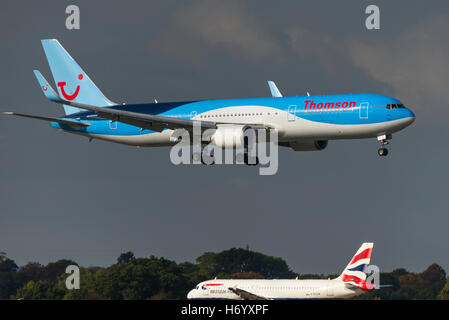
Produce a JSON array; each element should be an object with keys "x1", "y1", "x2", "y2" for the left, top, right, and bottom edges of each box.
[
  {"x1": 211, "y1": 125, "x2": 248, "y2": 149},
  {"x1": 288, "y1": 140, "x2": 328, "y2": 151}
]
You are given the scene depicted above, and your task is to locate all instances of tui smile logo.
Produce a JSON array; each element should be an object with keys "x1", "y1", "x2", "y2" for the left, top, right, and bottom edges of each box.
[{"x1": 57, "y1": 74, "x2": 83, "y2": 101}]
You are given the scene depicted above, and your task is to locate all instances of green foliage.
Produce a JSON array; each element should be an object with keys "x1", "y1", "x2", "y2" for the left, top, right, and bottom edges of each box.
[
  {"x1": 196, "y1": 248, "x2": 296, "y2": 279},
  {"x1": 438, "y1": 277, "x2": 449, "y2": 300},
  {"x1": 93, "y1": 256, "x2": 188, "y2": 299},
  {"x1": 42, "y1": 259, "x2": 78, "y2": 282},
  {"x1": 228, "y1": 272, "x2": 265, "y2": 279},
  {"x1": 0, "y1": 256, "x2": 18, "y2": 299},
  {"x1": 356, "y1": 264, "x2": 446, "y2": 300},
  {"x1": 58, "y1": 267, "x2": 103, "y2": 300},
  {"x1": 117, "y1": 252, "x2": 135, "y2": 264},
  {"x1": 14, "y1": 280, "x2": 66, "y2": 300}
]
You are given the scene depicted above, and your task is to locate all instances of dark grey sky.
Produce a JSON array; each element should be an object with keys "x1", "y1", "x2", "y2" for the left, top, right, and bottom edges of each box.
[{"x1": 1, "y1": 0, "x2": 448, "y2": 276}]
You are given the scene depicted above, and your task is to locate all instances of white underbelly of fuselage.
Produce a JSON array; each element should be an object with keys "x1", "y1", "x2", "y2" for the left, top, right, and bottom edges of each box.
[{"x1": 64, "y1": 106, "x2": 411, "y2": 147}]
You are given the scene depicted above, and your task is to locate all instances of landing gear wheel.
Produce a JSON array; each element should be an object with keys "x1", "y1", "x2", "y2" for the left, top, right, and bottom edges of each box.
[
  {"x1": 201, "y1": 156, "x2": 215, "y2": 165},
  {"x1": 378, "y1": 148, "x2": 389, "y2": 157},
  {"x1": 201, "y1": 149, "x2": 215, "y2": 165},
  {"x1": 192, "y1": 152, "x2": 202, "y2": 162},
  {"x1": 244, "y1": 153, "x2": 259, "y2": 166}
]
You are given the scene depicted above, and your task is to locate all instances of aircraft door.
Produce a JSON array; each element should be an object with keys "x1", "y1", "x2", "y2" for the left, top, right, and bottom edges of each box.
[
  {"x1": 190, "y1": 111, "x2": 197, "y2": 119},
  {"x1": 287, "y1": 105, "x2": 297, "y2": 121},
  {"x1": 202, "y1": 285, "x2": 209, "y2": 296},
  {"x1": 359, "y1": 102, "x2": 369, "y2": 119},
  {"x1": 109, "y1": 120, "x2": 117, "y2": 129},
  {"x1": 327, "y1": 280, "x2": 334, "y2": 297}
]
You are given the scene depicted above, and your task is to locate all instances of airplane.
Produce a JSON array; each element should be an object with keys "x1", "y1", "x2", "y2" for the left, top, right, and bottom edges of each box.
[
  {"x1": 4, "y1": 39, "x2": 415, "y2": 160},
  {"x1": 187, "y1": 242, "x2": 382, "y2": 300}
]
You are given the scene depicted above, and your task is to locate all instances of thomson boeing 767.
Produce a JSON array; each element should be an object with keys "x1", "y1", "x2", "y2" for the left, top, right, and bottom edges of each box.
[{"x1": 5, "y1": 39, "x2": 415, "y2": 158}]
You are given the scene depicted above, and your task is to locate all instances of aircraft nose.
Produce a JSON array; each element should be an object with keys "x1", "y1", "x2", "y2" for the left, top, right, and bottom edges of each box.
[
  {"x1": 406, "y1": 108, "x2": 416, "y2": 124},
  {"x1": 187, "y1": 289, "x2": 194, "y2": 299}
]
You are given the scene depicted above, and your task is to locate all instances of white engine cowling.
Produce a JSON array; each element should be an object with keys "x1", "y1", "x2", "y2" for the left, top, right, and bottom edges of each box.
[
  {"x1": 211, "y1": 125, "x2": 247, "y2": 149},
  {"x1": 288, "y1": 140, "x2": 328, "y2": 151}
]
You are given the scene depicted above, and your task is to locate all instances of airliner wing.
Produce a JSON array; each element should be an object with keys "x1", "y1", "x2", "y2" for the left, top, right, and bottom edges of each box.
[
  {"x1": 229, "y1": 287, "x2": 270, "y2": 300},
  {"x1": 56, "y1": 99, "x2": 271, "y2": 133},
  {"x1": 65, "y1": 100, "x2": 217, "y2": 132}
]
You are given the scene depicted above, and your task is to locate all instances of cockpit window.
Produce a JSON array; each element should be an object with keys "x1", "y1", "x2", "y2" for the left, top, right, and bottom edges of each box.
[
  {"x1": 386, "y1": 104, "x2": 406, "y2": 109},
  {"x1": 195, "y1": 286, "x2": 199, "y2": 289}
]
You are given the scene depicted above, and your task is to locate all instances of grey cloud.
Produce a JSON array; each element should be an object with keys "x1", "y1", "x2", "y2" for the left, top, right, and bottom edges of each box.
[
  {"x1": 348, "y1": 15, "x2": 449, "y2": 116},
  {"x1": 286, "y1": 27, "x2": 346, "y2": 75},
  {"x1": 287, "y1": 15, "x2": 449, "y2": 120},
  {"x1": 154, "y1": 0, "x2": 283, "y2": 63}
]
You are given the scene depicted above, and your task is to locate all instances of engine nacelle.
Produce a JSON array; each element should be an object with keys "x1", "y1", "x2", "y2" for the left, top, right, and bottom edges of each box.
[
  {"x1": 211, "y1": 125, "x2": 247, "y2": 149},
  {"x1": 288, "y1": 140, "x2": 328, "y2": 151}
]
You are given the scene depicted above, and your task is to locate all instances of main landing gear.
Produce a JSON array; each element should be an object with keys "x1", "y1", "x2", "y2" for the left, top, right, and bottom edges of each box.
[
  {"x1": 192, "y1": 150, "x2": 259, "y2": 165},
  {"x1": 377, "y1": 134, "x2": 391, "y2": 157}
]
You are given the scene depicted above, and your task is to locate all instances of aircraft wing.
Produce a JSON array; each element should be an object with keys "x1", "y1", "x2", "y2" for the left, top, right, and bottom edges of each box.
[
  {"x1": 63, "y1": 100, "x2": 217, "y2": 133},
  {"x1": 228, "y1": 287, "x2": 270, "y2": 300},
  {"x1": 62, "y1": 100, "x2": 273, "y2": 133}
]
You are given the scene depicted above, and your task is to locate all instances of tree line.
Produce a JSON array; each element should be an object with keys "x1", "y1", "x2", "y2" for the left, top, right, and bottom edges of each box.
[{"x1": 0, "y1": 248, "x2": 448, "y2": 300}]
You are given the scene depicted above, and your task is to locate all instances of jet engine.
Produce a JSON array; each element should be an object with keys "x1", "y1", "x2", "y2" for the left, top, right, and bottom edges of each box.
[
  {"x1": 287, "y1": 140, "x2": 328, "y2": 151},
  {"x1": 210, "y1": 125, "x2": 247, "y2": 149}
]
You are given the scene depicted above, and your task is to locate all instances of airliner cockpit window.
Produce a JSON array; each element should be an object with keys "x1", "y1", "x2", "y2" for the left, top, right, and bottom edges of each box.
[{"x1": 386, "y1": 104, "x2": 406, "y2": 109}]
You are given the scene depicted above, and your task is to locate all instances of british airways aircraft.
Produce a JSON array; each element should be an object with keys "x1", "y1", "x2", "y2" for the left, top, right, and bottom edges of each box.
[
  {"x1": 187, "y1": 243, "x2": 378, "y2": 300},
  {"x1": 5, "y1": 39, "x2": 415, "y2": 158}
]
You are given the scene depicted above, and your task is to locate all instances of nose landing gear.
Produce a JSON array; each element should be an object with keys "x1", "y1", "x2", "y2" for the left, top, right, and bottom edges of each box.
[
  {"x1": 378, "y1": 147, "x2": 389, "y2": 156},
  {"x1": 377, "y1": 134, "x2": 391, "y2": 157}
]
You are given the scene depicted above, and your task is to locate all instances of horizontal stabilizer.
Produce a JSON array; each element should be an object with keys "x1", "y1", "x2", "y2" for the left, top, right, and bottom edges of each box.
[{"x1": 3, "y1": 112, "x2": 90, "y2": 129}]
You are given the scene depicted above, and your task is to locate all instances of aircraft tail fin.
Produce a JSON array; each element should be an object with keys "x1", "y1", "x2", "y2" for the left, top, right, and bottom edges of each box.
[
  {"x1": 336, "y1": 242, "x2": 374, "y2": 290},
  {"x1": 40, "y1": 39, "x2": 114, "y2": 115}
]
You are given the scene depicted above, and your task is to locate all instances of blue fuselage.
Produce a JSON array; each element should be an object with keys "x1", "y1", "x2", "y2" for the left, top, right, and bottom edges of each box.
[{"x1": 51, "y1": 93, "x2": 415, "y2": 146}]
